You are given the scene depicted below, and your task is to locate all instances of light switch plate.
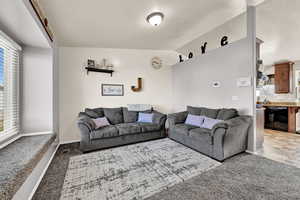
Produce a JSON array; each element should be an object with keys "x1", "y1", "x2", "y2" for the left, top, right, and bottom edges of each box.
[
  {"x1": 232, "y1": 96, "x2": 239, "y2": 101},
  {"x1": 237, "y1": 77, "x2": 252, "y2": 87}
]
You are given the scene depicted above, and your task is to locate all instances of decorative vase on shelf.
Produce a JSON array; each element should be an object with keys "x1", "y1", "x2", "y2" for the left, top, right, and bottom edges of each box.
[
  {"x1": 95, "y1": 63, "x2": 101, "y2": 69},
  {"x1": 107, "y1": 64, "x2": 113, "y2": 71}
]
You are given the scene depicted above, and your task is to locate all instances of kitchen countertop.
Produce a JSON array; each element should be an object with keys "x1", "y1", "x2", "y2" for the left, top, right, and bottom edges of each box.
[{"x1": 258, "y1": 102, "x2": 300, "y2": 107}]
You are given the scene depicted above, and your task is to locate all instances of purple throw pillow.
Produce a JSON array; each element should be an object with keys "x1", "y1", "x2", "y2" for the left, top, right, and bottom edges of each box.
[
  {"x1": 184, "y1": 114, "x2": 205, "y2": 127},
  {"x1": 137, "y1": 113, "x2": 153, "y2": 123},
  {"x1": 201, "y1": 117, "x2": 223, "y2": 129},
  {"x1": 92, "y1": 117, "x2": 110, "y2": 129}
]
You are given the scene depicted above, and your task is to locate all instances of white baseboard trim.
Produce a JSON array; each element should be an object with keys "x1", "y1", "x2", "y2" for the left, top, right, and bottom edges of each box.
[
  {"x1": 60, "y1": 139, "x2": 80, "y2": 145},
  {"x1": 22, "y1": 131, "x2": 54, "y2": 137},
  {"x1": 246, "y1": 150, "x2": 257, "y2": 154},
  {"x1": 12, "y1": 141, "x2": 59, "y2": 200}
]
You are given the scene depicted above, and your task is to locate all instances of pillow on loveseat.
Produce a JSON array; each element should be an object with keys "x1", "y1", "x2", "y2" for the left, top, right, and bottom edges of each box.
[
  {"x1": 122, "y1": 108, "x2": 153, "y2": 123},
  {"x1": 92, "y1": 117, "x2": 110, "y2": 129},
  {"x1": 201, "y1": 117, "x2": 223, "y2": 129},
  {"x1": 184, "y1": 114, "x2": 204, "y2": 127},
  {"x1": 137, "y1": 113, "x2": 153, "y2": 123}
]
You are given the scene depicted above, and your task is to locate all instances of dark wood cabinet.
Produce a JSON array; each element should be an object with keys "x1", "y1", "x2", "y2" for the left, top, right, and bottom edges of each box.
[{"x1": 274, "y1": 62, "x2": 293, "y2": 93}]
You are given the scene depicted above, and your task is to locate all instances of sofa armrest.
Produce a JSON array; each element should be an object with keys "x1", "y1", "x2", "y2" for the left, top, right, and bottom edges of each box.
[
  {"x1": 212, "y1": 115, "x2": 252, "y2": 160},
  {"x1": 167, "y1": 111, "x2": 188, "y2": 128},
  {"x1": 211, "y1": 122, "x2": 228, "y2": 134},
  {"x1": 153, "y1": 111, "x2": 167, "y2": 128},
  {"x1": 211, "y1": 115, "x2": 251, "y2": 135},
  {"x1": 77, "y1": 113, "x2": 95, "y2": 132}
]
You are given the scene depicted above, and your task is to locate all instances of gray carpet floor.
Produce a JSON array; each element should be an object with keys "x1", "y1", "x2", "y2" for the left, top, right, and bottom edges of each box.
[
  {"x1": 0, "y1": 134, "x2": 55, "y2": 200},
  {"x1": 146, "y1": 154, "x2": 300, "y2": 200},
  {"x1": 33, "y1": 142, "x2": 300, "y2": 200}
]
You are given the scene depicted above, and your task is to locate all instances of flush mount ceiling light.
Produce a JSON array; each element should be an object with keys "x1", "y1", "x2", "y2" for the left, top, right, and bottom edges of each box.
[{"x1": 146, "y1": 12, "x2": 164, "y2": 26}]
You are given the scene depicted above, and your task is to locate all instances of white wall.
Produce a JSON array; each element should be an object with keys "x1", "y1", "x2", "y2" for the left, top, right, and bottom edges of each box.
[
  {"x1": 172, "y1": 38, "x2": 254, "y2": 116},
  {"x1": 177, "y1": 13, "x2": 246, "y2": 57},
  {"x1": 59, "y1": 47, "x2": 178, "y2": 142},
  {"x1": 22, "y1": 46, "x2": 53, "y2": 133},
  {"x1": 178, "y1": 0, "x2": 300, "y2": 66}
]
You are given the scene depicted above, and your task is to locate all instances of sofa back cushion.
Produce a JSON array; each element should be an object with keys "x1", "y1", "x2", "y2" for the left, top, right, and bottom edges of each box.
[
  {"x1": 201, "y1": 108, "x2": 219, "y2": 119},
  {"x1": 184, "y1": 114, "x2": 205, "y2": 127},
  {"x1": 103, "y1": 107, "x2": 123, "y2": 125},
  {"x1": 187, "y1": 106, "x2": 219, "y2": 119},
  {"x1": 137, "y1": 113, "x2": 153, "y2": 123},
  {"x1": 187, "y1": 106, "x2": 202, "y2": 115},
  {"x1": 217, "y1": 108, "x2": 238, "y2": 120},
  {"x1": 85, "y1": 108, "x2": 104, "y2": 118},
  {"x1": 122, "y1": 107, "x2": 138, "y2": 123}
]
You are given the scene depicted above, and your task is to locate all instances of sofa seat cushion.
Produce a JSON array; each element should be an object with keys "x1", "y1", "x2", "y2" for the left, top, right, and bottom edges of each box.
[
  {"x1": 90, "y1": 125, "x2": 119, "y2": 140},
  {"x1": 189, "y1": 128, "x2": 213, "y2": 145},
  {"x1": 137, "y1": 123, "x2": 161, "y2": 132},
  {"x1": 173, "y1": 123, "x2": 198, "y2": 136},
  {"x1": 115, "y1": 123, "x2": 141, "y2": 135}
]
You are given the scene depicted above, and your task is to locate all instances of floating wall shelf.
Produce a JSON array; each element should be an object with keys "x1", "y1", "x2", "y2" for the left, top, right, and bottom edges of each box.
[{"x1": 85, "y1": 67, "x2": 114, "y2": 76}]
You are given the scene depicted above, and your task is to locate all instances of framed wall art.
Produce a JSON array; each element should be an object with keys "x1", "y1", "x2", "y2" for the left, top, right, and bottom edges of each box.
[{"x1": 101, "y1": 84, "x2": 124, "y2": 96}]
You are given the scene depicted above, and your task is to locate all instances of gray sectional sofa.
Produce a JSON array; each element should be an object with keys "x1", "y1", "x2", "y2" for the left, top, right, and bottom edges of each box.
[
  {"x1": 168, "y1": 106, "x2": 252, "y2": 161},
  {"x1": 77, "y1": 107, "x2": 166, "y2": 152}
]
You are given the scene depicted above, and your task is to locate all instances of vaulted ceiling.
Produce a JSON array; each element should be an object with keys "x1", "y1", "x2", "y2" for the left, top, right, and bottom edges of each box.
[
  {"x1": 39, "y1": 0, "x2": 247, "y2": 49},
  {"x1": 257, "y1": 0, "x2": 300, "y2": 65}
]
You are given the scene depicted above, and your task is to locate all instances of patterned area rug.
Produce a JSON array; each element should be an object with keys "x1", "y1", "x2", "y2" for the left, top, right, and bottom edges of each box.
[{"x1": 60, "y1": 139, "x2": 221, "y2": 200}]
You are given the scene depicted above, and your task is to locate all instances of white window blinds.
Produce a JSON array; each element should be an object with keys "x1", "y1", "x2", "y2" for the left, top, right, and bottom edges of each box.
[{"x1": 0, "y1": 31, "x2": 21, "y2": 138}]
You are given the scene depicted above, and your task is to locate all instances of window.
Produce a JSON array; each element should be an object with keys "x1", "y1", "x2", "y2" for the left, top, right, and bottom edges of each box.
[
  {"x1": 0, "y1": 47, "x2": 3, "y2": 132},
  {"x1": 0, "y1": 31, "x2": 20, "y2": 140}
]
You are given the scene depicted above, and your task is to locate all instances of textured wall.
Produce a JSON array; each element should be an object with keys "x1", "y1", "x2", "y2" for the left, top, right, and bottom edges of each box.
[
  {"x1": 22, "y1": 46, "x2": 53, "y2": 133},
  {"x1": 172, "y1": 38, "x2": 253, "y2": 116},
  {"x1": 59, "y1": 47, "x2": 178, "y2": 142}
]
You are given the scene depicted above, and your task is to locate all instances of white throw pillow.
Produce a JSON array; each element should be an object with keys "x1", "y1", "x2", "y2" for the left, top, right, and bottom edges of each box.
[
  {"x1": 92, "y1": 117, "x2": 110, "y2": 129},
  {"x1": 201, "y1": 117, "x2": 223, "y2": 129},
  {"x1": 184, "y1": 114, "x2": 205, "y2": 127}
]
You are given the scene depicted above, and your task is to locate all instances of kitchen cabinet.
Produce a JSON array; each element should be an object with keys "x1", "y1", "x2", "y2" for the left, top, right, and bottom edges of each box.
[
  {"x1": 263, "y1": 102, "x2": 300, "y2": 133},
  {"x1": 274, "y1": 62, "x2": 294, "y2": 93}
]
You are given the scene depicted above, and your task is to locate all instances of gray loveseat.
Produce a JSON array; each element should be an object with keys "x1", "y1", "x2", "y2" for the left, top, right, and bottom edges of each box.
[
  {"x1": 168, "y1": 106, "x2": 252, "y2": 161},
  {"x1": 78, "y1": 107, "x2": 166, "y2": 152}
]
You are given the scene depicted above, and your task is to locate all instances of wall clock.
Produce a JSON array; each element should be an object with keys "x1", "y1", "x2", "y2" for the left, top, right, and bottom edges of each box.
[{"x1": 151, "y1": 57, "x2": 163, "y2": 69}]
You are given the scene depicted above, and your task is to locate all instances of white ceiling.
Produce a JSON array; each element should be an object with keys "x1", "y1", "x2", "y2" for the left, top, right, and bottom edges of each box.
[
  {"x1": 0, "y1": 0, "x2": 50, "y2": 48},
  {"x1": 257, "y1": 0, "x2": 300, "y2": 65},
  {"x1": 39, "y1": 0, "x2": 247, "y2": 49}
]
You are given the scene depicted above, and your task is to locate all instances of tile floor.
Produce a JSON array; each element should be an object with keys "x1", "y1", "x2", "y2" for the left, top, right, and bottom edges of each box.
[{"x1": 257, "y1": 129, "x2": 300, "y2": 168}]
